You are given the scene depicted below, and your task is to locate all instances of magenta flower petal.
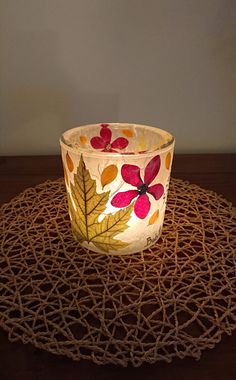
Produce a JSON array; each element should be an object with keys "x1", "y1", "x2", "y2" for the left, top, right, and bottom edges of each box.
[
  {"x1": 144, "y1": 155, "x2": 161, "y2": 185},
  {"x1": 147, "y1": 184, "x2": 164, "y2": 200},
  {"x1": 134, "y1": 194, "x2": 151, "y2": 219},
  {"x1": 121, "y1": 164, "x2": 143, "y2": 187},
  {"x1": 111, "y1": 190, "x2": 138, "y2": 208},
  {"x1": 111, "y1": 137, "x2": 129, "y2": 150},
  {"x1": 100, "y1": 127, "x2": 112, "y2": 143},
  {"x1": 90, "y1": 136, "x2": 106, "y2": 149}
]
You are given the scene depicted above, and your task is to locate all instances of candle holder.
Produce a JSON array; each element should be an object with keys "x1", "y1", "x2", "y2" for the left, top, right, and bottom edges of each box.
[{"x1": 60, "y1": 123, "x2": 175, "y2": 255}]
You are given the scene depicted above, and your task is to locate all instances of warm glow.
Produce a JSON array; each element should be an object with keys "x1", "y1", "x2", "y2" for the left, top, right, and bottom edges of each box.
[{"x1": 60, "y1": 123, "x2": 175, "y2": 255}]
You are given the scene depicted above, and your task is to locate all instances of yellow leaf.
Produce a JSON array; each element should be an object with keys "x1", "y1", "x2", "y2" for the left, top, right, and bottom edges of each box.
[
  {"x1": 63, "y1": 164, "x2": 69, "y2": 186},
  {"x1": 148, "y1": 209, "x2": 159, "y2": 225},
  {"x1": 165, "y1": 152, "x2": 171, "y2": 170},
  {"x1": 136, "y1": 132, "x2": 147, "y2": 152},
  {"x1": 68, "y1": 155, "x2": 133, "y2": 252},
  {"x1": 101, "y1": 164, "x2": 118, "y2": 188},
  {"x1": 89, "y1": 205, "x2": 133, "y2": 252},
  {"x1": 66, "y1": 152, "x2": 74, "y2": 172},
  {"x1": 80, "y1": 135, "x2": 87, "y2": 145},
  {"x1": 122, "y1": 129, "x2": 134, "y2": 138}
]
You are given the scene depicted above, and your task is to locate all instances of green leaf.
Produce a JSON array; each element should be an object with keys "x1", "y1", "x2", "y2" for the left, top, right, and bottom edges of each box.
[{"x1": 68, "y1": 155, "x2": 133, "y2": 253}]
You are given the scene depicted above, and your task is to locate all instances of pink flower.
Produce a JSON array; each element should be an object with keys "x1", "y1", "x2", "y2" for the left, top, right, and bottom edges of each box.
[
  {"x1": 111, "y1": 155, "x2": 164, "y2": 219},
  {"x1": 90, "y1": 125, "x2": 128, "y2": 152}
]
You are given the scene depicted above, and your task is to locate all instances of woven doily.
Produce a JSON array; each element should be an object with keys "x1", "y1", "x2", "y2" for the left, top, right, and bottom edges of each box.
[{"x1": 0, "y1": 178, "x2": 236, "y2": 367}]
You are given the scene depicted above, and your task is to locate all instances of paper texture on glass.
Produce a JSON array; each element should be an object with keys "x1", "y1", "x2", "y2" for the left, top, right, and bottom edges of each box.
[{"x1": 60, "y1": 123, "x2": 175, "y2": 255}]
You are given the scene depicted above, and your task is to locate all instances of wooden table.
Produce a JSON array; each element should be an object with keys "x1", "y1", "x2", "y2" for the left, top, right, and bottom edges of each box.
[{"x1": 0, "y1": 154, "x2": 236, "y2": 380}]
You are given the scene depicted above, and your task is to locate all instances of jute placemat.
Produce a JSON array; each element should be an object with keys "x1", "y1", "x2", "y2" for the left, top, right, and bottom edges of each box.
[{"x1": 0, "y1": 178, "x2": 235, "y2": 367}]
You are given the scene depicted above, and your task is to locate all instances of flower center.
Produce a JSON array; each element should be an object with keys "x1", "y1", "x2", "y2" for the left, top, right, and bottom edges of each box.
[
  {"x1": 104, "y1": 143, "x2": 111, "y2": 151},
  {"x1": 137, "y1": 183, "x2": 148, "y2": 195}
]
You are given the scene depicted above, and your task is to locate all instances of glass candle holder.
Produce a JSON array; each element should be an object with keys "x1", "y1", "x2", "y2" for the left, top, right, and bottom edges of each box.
[{"x1": 60, "y1": 123, "x2": 175, "y2": 255}]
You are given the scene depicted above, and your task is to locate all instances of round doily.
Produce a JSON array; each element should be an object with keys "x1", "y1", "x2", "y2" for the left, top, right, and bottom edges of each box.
[{"x1": 0, "y1": 178, "x2": 236, "y2": 367}]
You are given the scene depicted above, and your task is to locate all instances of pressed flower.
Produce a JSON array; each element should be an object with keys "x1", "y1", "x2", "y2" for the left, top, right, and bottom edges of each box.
[
  {"x1": 79, "y1": 135, "x2": 87, "y2": 145},
  {"x1": 111, "y1": 155, "x2": 164, "y2": 219},
  {"x1": 90, "y1": 126, "x2": 128, "y2": 152}
]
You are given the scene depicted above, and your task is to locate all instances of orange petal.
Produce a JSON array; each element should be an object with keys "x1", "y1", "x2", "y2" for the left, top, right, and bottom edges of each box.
[
  {"x1": 101, "y1": 164, "x2": 118, "y2": 188},
  {"x1": 148, "y1": 209, "x2": 159, "y2": 225},
  {"x1": 66, "y1": 152, "x2": 74, "y2": 172},
  {"x1": 80, "y1": 135, "x2": 87, "y2": 145},
  {"x1": 122, "y1": 129, "x2": 134, "y2": 138},
  {"x1": 165, "y1": 152, "x2": 171, "y2": 170}
]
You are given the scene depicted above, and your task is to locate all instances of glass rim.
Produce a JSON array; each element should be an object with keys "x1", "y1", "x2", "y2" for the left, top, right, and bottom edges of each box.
[{"x1": 60, "y1": 123, "x2": 175, "y2": 158}]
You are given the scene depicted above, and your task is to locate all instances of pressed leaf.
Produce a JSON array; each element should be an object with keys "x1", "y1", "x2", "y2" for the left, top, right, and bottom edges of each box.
[
  {"x1": 88, "y1": 204, "x2": 133, "y2": 252},
  {"x1": 136, "y1": 132, "x2": 147, "y2": 152},
  {"x1": 148, "y1": 209, "x2": 159, "y2": 225},
  {"x1": 80, "y1": 135, "x2": 87, "y2": 145},
  {"x1": 165, "y1": 152, "x2": 171, "y2": 170},
  {"x1": 68, "y1": 195, "x2": 84, "y2": 241},
  {"x1": 101, "y1": 164, "x2": 118, "y2": 188},
  {"x1": 66, "y1": 152, "x2": 74, "y2": 172},
  {"x1": 68, "y1": 155, "x2": 133, "y2": 252},
  {"x1": 159, "y1": 138, "x2": 165, "y2": 147},
  {"x1": 63, "y1": 164, "x2": 69, "y2": 186},
  {"x1": 122, "y1": 129, "x2": 134, "y2": 138}
]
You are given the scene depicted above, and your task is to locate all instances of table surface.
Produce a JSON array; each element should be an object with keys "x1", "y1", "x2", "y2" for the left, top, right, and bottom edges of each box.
[{"x1": 0, "y1": 154, "x2": 236, "y2": 380}]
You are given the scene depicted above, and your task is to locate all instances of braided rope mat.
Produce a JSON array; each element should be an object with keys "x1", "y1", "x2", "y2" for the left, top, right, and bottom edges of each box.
[{"x1": 0, "y1": 178, "x2": 236, "y2": 367}]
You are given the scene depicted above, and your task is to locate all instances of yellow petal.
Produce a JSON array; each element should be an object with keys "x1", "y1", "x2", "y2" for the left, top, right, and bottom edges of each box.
[
  {"x1": 66, "y1": 152, "x2": 74, "y2": 172},
  {"x1": 101, "y1": 164, "x2": 118, "y2": 188},
  {"x1": 122, "y1": 129, "x2": 134, "y2": 138},
  {"x1": 148, "y1": 209, "x2": 159, "y2": 225},
  {"x1": 80, "y1": 135, "x2": 87, "y2": 145},
  {"x1": 165, "y1": 152, "x2": 171, "y2": 170}
]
